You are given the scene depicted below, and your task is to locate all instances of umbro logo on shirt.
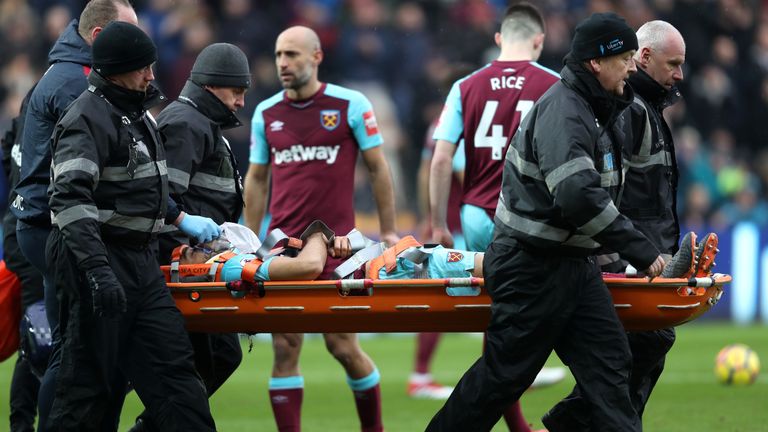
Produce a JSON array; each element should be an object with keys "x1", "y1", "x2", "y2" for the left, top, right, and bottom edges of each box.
[{"x1": 270, "y1": 120, "x2": 284, "y2": 132}]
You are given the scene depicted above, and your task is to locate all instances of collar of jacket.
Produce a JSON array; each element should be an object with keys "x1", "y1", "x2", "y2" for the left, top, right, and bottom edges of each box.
[
  {"x1": 48, "y1": 19, "x2": 91, "y2": 66},
  {"x1": 560, "y1": 55, "x2": 634, "y2": 127},
  {"x1": 87, "y1": 71, "x2": 166, "y2": 120},
  {"x1": 178, "y1": 80, "x2": 242, "y2": 130},
  {"x1": 627, "y1": 67, "x2": 681, "y2": 111}
]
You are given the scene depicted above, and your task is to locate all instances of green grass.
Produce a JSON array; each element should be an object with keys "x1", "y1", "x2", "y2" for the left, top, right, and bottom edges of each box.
[{"x1": 1, "y1": 323, "x2": 767, "y2": 431}]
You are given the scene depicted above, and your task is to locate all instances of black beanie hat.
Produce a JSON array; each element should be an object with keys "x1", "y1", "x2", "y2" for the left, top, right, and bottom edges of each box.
[
  {"x1": 190, "y1": 43, "x2": 251, "y2": 88},
  {"x1": 92, "y1": 21, "x2": 157, "y2": 76},
  {"x1": 569, "y1": 13, "x2": 638, "y2": 61}
]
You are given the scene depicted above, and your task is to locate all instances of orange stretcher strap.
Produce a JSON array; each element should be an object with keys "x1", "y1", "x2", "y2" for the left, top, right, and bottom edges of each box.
[
  {"x1": 366, "y1": 236, "x2": 422, "y2": 279},
  {"x1": 241, "y1": 258, "x2": 265, "y2": 283}
]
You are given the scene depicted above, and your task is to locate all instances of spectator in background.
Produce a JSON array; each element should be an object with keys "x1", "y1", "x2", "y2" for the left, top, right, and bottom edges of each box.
[
  {"x1": 217, "y1": 0, "x2": 277, "y2": 59},
  {"x1": 713, "y1": 174, "x2": 768, "y2": 228}
]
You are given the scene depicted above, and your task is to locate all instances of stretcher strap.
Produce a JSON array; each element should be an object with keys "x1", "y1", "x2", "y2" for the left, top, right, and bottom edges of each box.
[
  {"x1": 346, "y1": 229, "x2": 377, "y2": 253},
  {"x1": 299, "y1": 220, "x2": 336, "y2": 244},
  {"x1": 367, "y1": 236, "x2": 422, "y2": 279},
  {"x1": 412, "y1": 262, "x2": 428, "y2": 279},
  {"x1": 255, "y1": 228, "x2": 293, "y2": 259},
  {"x1": 241, "y1": 259, "x2": 264, "y2": 283},
  {"x1": 333, "y1": 242, "x2": 387, "y2": 279},
  {"x1": 398, "y1": 245, "x2": 437, "y2": 265},
  {"x1": 169, "y1": 245, "x2": 189, "y2": 283}
]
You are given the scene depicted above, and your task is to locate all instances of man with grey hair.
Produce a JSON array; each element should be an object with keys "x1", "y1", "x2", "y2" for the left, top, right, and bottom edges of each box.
[{"x1": 542, "y1": 20, "x2": 688, "y2": 431}]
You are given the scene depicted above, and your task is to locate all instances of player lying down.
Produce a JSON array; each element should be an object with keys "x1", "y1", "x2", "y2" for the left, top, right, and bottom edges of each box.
[
  {"x1": 173, "y1": 222, "x2": 483, "y2": 295},
  {"x1": 172, "y1": 222, "x2": 719, "y2": 287}
]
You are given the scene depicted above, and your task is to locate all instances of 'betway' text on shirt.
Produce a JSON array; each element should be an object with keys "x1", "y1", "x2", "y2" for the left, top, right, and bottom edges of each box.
[{"x1": 272, "y1": 144, "x2": 341, "y2": 165}]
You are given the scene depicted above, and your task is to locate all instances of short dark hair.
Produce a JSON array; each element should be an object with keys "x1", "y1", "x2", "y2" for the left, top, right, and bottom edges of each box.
[
  {"x1": 78, "y1": 0, "x2": 132, "y2": 42},
  {"x1": 500, "y1": 2, "x2": 545, "y2": 41}
]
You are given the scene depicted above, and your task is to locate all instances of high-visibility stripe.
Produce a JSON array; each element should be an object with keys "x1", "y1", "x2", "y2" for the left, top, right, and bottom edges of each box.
[
  {"x1": 623, "y1": 151, "x2": 672, "y2": 169},
  {"x1": 600, "y1": 170, "x2": 621, "y2": 187},
  {"x1": 159, "y1": 224, "x2": 179, "y2": 233},
  {"x1": 53, "y1": 158, "x2": 99, "y2": 182},
  {"x1": 102, "y1": 161, "x2": 163, "y2": 182},
  {"x1": 545, "y1": 156, "x2": 594, "y2": 192},
  {"x1": 564, "y1": 234, "x2": 600, "y2": 249},
  {"x1": 578, "y1": 203, "x2": 619, "y2": 236},
  {"x1": 167, "y1": 167, "x2": 190, "y2": 188},
  {"x1": 633, "y1": 97, "x2": 653, "y2": 158},
  {"x1": 505, "y1": 146, "x2": 543, "y2": 180},
  {"x1": 189, "y1": 172, "x2": 237, "y2": 193},
  {"x1": 596, "y1": 252, "x2": 621, "y2": 266},
  {"x1": 495, "y1": 198, "x2": 569, "y2": 242},
  {"x1": 98, "y1": 210, "x2": 164, "y2": 232},
  {"x1": 52, "y1": 204, "x2": 99, "y2": 228}
]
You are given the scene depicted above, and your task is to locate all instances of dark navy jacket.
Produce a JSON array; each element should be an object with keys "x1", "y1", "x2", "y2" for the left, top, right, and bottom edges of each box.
[{"x1": 12, "y1": 20, "x2": 91, "y2": 226}]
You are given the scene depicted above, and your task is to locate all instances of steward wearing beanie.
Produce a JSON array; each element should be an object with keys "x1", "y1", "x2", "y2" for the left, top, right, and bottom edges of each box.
[
  {"x1": 92, "y1": 21, "x2": 157, "y2": 77},
  {"x1": 46, "y1": 20, "x2": 217, "y2": 432},
  {"x1": 157, "y1": 42, "x2": 249, "y2": 248},
  {"x1": 142, "y1": 43, "x2": 250, "y2": 431},
  {"x1": 427, "y1": 12, "x2": 659, "y2": 430}
]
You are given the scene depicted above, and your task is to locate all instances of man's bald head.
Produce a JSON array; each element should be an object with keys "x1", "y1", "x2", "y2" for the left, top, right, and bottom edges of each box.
[
  {"x1": 275, "y1": 26, "x2": 324, "y2": 98},
  {"x1": 276, "y1": 26, "x2": 321, "y2": 53}
]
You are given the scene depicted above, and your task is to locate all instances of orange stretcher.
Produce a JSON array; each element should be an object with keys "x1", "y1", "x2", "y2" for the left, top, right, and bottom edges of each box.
[{"x1": 166, "y1": 273, "x2": 730, "y2": 334}]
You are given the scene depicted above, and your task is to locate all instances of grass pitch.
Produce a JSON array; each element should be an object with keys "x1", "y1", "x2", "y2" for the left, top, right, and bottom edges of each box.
[{"x1": 1, "y1": 323, "x2": 766, "y2": 431}]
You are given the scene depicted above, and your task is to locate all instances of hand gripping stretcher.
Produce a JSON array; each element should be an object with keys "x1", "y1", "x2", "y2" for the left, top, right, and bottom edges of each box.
[{"x1": 161, "y1": 225, "x2": 731, "y2": 334}]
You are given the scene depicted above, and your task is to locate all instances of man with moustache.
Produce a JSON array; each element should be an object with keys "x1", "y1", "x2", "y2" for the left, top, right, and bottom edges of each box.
[
  {"x1": 426, "y1": 13, "x2": 664, "y2": 431},
  {"x1": 543, "y1": 20, "x2": 693, "y2": 431},
  {"x1": 46, "y1": 21, "x2": 218, "y2": 432}
]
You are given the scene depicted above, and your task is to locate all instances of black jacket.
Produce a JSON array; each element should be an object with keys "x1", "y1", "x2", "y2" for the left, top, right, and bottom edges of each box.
[
  {"x1": 2, "y1": 86, "x2": 44, "y2": 307},
  {"x1": 158, "y1": 80, "x2": 243, "y2": 223},
  {"x1": 622, "y1": 68, "x2": 681, "y2": 255},
  {"x1": 13, "y1": 20, "x2": 92, "y2": 226},
  {"x1": 493, "y1": 59, "x2": 659, "y2": 270},
  {"x1": 155, "y1": 81, "x2": 244, "y2": 260},
  {"x1": 48, "y1": 71, "x2": 179, "y2": 270}
]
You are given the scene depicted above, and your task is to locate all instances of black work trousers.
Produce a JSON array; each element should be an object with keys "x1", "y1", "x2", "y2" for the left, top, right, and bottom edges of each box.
[
  {"x1": 10, "y1": 354, "x2": 39, "y2": 432},
  {"x1": 426, "y1": 241, "x2": 639, "y2": 432},
  {"x1": 543, "y1": 327, "x2": 675, "y2": 431},
  {"x1": 45, "y1": 229, "x2": 216, "y2": 432},
  {"x1": 134, "y1": 332, "x2": 243, "y2": 431}
]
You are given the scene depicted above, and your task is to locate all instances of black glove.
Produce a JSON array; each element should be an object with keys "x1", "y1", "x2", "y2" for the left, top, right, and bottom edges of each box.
[{"x1": 86, "y1": 265, "x2": 127, "y2": 318}]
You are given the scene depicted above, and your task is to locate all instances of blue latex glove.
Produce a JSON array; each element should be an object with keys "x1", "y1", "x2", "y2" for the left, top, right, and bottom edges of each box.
[{"x1": 177, "y1": 213, "x2": 221, "y2": 243}]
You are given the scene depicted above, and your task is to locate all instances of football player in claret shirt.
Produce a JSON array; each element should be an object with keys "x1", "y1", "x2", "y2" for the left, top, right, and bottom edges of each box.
[
  {"x1": 430, "y1": 2, "x2": 560, "y2": 252},
  {"x1": 244, "y1": 26, "x2": 398, "y2": 432}
]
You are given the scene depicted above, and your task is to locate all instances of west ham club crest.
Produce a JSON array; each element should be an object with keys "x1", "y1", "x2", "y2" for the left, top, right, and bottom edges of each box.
[{"x1": 320, "y1": 110, "x2": 340, "y2": 131}]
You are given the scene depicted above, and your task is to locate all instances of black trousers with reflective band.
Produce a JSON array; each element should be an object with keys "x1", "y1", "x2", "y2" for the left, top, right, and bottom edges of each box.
[
  {"x1": 46, "y1": 229, "x2": 216, "y2": 432},
  {"x1": 426, "y1": 241, "x2": 640, "y2": 432}
]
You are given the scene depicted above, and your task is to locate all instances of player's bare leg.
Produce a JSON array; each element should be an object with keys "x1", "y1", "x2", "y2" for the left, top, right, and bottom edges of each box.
[{"x1": 324, "y1": 332, "x2": 383, "y2": 432}]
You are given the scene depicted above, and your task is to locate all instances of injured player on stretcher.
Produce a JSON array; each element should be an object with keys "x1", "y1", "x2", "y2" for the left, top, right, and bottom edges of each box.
[{"x1": 172, "y1": 221, "x2": 718, "y2": 289}]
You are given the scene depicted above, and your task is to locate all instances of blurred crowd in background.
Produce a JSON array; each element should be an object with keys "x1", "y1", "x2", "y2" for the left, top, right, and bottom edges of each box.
[{"x1": 1, "y1": 0, "x2": 767, "y2": 234}]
